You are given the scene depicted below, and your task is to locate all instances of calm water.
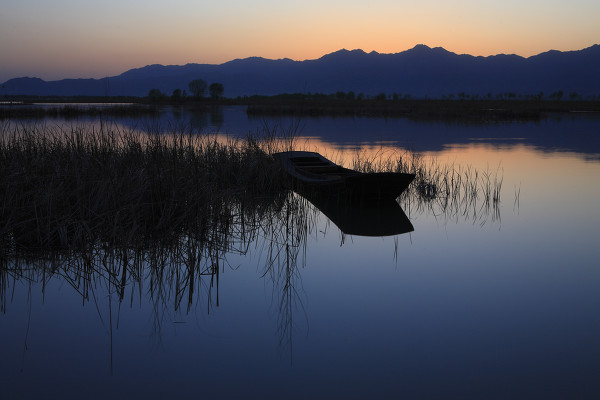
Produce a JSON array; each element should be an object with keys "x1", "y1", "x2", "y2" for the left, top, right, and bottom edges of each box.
[{"x1": 1, "y1": 107, "x2": 600, "y2": 399}]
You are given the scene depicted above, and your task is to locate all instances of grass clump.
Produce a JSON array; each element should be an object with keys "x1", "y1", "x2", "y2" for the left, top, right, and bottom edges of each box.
[
  {"x1": 350, "y1": 148, "x2": 504, "y2": 224},
  {"x1": 0, "y1": 122, "x2": 286, "y2": 254}
]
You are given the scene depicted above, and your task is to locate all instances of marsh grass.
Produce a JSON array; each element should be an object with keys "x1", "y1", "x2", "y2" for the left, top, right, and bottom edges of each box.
[
  {"x1": 0, "y1": 187, "x2": 310, "y2": 354},
  {"x1": 350, "y1": 148, "x2": 504, "y2": 224},
  {"x1": 0, "y1": 121, "x2": 287, "y2": 254},
  {"x1": 0, "y1": 119, "x2": 302, "y2": 331},
  {"x1": 0, "y1": 120, "x2": 504, "y2": 256},
  {"x1": 0, "y1": 121, "x2": 508, "y2": 356},
  {"x1": 0, "y1": 104, "x2": 159, "y2": 120}
]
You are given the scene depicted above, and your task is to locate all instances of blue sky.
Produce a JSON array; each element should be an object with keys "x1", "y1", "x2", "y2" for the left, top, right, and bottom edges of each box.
[{"x1": 1, "y1": 0, "x2": 598, "y2": 82}]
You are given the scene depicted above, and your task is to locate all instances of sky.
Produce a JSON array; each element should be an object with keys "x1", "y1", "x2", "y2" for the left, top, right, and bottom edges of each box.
[{"x1": 1, "y1": 0, "x2": 599, "y2": 82}]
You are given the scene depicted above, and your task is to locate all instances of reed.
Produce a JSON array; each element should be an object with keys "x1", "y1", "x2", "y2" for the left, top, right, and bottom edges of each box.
[
  {"x1": 0, "y1": 103, "x2": 159, "y2": 120},
  {"x1": 0, "y1": 121, "x2": 506, "y2": 352},
  {"x1": 0, "y1": 185, "x2": 308, "y2": 344},
  {"x1": 350, "y1": 148, "x2": 504, "y2": 224},
  {"x1": 0, "y1": 120, "x2": 505, "y2": 256},
  {"x1": 0, "y1": 119, "x2": 297, "y2": 320},
  {"x1": 0, "y1": 121, "x2": 288, "y2": 254}
]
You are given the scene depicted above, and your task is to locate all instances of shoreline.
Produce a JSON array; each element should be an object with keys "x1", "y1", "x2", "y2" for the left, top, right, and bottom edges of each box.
[{"x1": 2, "y1": 96, "x2": 600, "y2": 121}]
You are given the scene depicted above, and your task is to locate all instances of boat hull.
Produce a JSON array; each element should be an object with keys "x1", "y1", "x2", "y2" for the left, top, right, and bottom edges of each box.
[{"x1": 273, "y1": 151, "x2": 415, "y2": 202}]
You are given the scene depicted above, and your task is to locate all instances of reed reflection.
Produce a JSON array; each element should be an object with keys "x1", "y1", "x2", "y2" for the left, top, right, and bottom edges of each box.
[
  {"x1": 0, "y1": 190, "x2": 320, "y2": 366},
  {"x1": 0, "y1": 121, "x2": 507, "y2": 368}
]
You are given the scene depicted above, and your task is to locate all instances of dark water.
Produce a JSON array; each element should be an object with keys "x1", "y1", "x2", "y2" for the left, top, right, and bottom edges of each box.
[{"x1": 1, "y1": 108, "x2": 600, "y2": 399}]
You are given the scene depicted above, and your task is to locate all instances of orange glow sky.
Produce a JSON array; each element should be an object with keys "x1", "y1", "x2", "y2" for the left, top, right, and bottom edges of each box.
[{"x1": 1, "y1": 0, "x2": 599, "y2": 82}]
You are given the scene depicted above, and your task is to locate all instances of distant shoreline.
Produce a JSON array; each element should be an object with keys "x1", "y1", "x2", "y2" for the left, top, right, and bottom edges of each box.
[{"x1": 2, "y1": 95, "x2": 600, "y2": 121}]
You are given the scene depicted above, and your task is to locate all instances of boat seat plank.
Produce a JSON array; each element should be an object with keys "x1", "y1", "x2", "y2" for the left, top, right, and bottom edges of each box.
[{"x1": 301, "y1": 166, "x2": 355, "y2": 174}]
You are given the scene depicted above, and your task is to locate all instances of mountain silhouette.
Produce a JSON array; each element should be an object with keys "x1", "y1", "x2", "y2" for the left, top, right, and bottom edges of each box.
[{"x1": 2, "y1": 45, "x2": 599, "y2": 98}]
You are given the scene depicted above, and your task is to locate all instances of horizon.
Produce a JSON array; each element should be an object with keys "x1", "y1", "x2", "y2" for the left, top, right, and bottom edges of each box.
[{"x1": 2, "y1": 0, "x2": 599, "y2": 83}]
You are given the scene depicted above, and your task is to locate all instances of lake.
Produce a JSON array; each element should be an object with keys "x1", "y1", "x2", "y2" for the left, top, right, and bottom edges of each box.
[{"x1": 1, "y1": 106, "x2": 600, "y2": 399}]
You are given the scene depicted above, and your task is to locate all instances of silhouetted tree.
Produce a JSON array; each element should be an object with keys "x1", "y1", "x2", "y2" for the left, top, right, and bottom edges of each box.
[
  {"x1": 209, "y1": 83, "x2": 224, "y2": 99},
  {"x1": 171, "y1": 89, "x2": 182, "y2": 101},
  {"x1": 148, "y1": 88, "x2": 166, "y2": 102},
  {"x1": 188, "y1": 79, "x2": 207, "y2": 98},
  {"x1": 549, "y1": 90, "x2": 564, "y2": 101}
]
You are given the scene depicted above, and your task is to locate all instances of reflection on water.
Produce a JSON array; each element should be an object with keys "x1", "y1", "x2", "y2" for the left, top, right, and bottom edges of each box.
[
  {"x1": 6, "y1": 105, "x2": 600, "y2": 158},
  {"x1": 0, "y1": 163, "x2": 504, "y2": 362},
  {"x1": 0, "y1": 188, "x2": 414, "y2": 358},
  {"x1": 1, "y1": 113, "x2": 600, "y2": 399},
  {"x1": 0, "y1": 190, "x2": 303, "y2": 362},
  {"x1": 0, "y1": 167, "x2": 513, "y2": 386},
  {"x1": 308, "y1": 197, "x2": 413, "y2": 237}
]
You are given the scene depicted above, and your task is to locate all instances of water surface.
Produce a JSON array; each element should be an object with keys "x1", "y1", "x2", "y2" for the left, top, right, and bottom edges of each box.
[{"x1": 1, "y1": 108, "x2": 599, "y2": 399}]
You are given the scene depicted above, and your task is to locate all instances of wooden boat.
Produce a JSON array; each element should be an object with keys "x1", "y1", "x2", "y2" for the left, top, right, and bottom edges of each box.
[{"x1": 272, "y1": 151, "x2": 415, "y2": 201}]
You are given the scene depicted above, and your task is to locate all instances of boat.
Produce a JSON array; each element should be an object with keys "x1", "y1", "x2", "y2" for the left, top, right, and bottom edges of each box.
[{"x1": 272, "y1": 151, "x2": 415, "y2": 202}]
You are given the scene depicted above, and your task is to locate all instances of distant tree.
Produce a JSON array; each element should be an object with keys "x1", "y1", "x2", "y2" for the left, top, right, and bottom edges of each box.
[
  {"x1": 171, "y1": 89, "x2": 182, "y2": 101},
  {"x1": 148, "y1": 88, "x2": 166, "y2": 102},
  {"x1": 527, "y1": 92, "x2": 544, "y2": 101},
  {"x1": 375, "y1": 93, "x2": 386, "y2": 101},
  {"x1": 188, "y1": 79, "x2": 207, "y2": 98},
  {"x1": 209, "y1": 82, "x2": 224, "y2": 99},
  {"x1": 569, "y1": 92, "x2": 580, "y2": 101},
  {"x1": 549, "y1": 90, "x2": 564, "y2": 101}
]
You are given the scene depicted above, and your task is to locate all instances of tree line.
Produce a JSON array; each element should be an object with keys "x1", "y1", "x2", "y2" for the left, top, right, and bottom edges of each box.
[
  {"x1": 148, "y1": 79, "x2": 224, "y2": 102},
  {"x1": 236, "y1": 90, "x2": 599, "y2": 102},
  {"x1": 147, "y1": 82, "x2": 599, "y2": 103}
]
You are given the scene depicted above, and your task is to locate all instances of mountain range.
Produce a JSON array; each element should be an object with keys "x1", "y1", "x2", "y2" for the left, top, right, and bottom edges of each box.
[{"x1": 2, "y1": 44, "x2": 600, "y2": 98}]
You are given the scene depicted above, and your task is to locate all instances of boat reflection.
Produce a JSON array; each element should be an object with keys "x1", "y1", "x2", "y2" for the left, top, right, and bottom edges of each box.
[{"x1": 294, "y1": 190, "x2": 413, "y2": 237}]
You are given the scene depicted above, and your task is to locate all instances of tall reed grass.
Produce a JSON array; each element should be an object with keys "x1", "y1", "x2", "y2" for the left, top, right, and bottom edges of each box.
[
  {"x1": 0, "y1": 121, "x2": 506, "y2": 351},
  {"x1": 351, "y1": 148, "x2": 503, "y2": 224},
  {"x1": 0, "y1": 121, "x2": 287, "y2": 254},
  {"x1": 0, "y1": 120, "x2": 505, "y2": 256}
]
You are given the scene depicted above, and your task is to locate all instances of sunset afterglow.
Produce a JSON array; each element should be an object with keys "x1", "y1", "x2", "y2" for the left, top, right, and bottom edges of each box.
[{"x1": 1, "y1": 0, "x2": 599, "y2": 82}]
